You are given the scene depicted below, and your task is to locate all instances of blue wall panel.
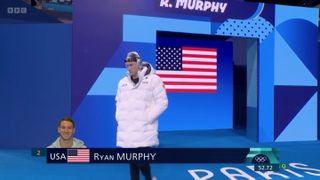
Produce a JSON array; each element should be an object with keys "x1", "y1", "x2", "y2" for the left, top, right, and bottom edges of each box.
[{"x1": 0, "y1": 24, "x2": 71, "y2": 147}]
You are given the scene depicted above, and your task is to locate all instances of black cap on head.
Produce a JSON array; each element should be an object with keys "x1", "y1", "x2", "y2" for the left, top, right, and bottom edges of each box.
[{"x1": 125, "y1": 51, "x2": 140, "y2": 63}]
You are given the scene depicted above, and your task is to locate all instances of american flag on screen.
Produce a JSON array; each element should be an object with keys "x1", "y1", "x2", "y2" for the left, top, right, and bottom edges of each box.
[
  {"x1": 156, "y1": 46, "x2": 217, "y2": 93},
  {"x1": 67, "y1": 149, "x2": 90, "y2": 163}
]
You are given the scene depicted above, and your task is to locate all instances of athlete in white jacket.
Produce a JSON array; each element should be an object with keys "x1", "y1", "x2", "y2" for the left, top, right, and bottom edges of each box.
[
  {"x1": 115, "y1": 51, "x2": 168, "y2": 180},
  {"x1": 116, "y1": 51, "x2": 168, "y2": 148}
]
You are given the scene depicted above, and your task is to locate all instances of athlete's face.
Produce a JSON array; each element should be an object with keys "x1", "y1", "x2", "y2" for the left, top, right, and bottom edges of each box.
[
  {"x1": 58, "y1": 121, "x2": 75, "y2": 141},
  {"x1": 125, "y1": 61, "x2": 139, "y2": 77}
]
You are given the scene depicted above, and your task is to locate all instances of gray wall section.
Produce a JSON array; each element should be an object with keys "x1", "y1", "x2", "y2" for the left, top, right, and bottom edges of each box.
[
  {"x1": 231, "y1": 37, "x2": 247, "y2": 129},
  {"x1": 0, "y1": 24, "x2": 71, "y2": 148},
  {"x1": 246, "y1": 39, "x2": 258, "y2": 141},
  {"x1": 230, "y1": 37, "x2": 258, "y2": 141}
]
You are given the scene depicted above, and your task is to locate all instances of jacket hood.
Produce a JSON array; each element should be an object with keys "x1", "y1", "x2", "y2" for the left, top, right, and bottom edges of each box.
[{"x1": 142, "y1": 61, "x2": 155, "y2": 76}]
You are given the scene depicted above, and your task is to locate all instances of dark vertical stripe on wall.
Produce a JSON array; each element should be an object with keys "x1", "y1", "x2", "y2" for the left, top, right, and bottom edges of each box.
[
  {"x1": 231, "y1": 37, "x2": 248, "y2": 129},
  {"x1": 318, "y1": 36, "x2": 320, "y2": 140}
]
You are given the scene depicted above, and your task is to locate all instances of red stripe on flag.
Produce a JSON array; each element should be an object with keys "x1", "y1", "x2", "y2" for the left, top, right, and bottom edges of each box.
[
  {"x1": 183, "y1": 47, "x2": 217, "y2": 51},
  {"x1": 182, "y1": 54, "x2": 217, "y2": 58},
  {"x1": 182, "y1": 68, "x2": 217, "y2": 72},
  {"x1": 68, "y1": 160, "x2": 89, "y2": 162},
  {"x1": 182, "y1": 61, "x2": 217, "y2": 65}
]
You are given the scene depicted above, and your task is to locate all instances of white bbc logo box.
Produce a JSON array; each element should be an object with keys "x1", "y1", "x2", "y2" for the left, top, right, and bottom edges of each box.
[
  {"x1": 7, "y1": 7, "x2": 13, "y2": 14},
  {"x1": 7, "y1": 7, "x2": 27, "y2": 14}
]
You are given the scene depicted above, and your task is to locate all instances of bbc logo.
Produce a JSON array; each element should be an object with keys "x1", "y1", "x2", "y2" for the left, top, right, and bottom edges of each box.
[{"x1": 7, "y1": 7, "x2": 27, "y2": 14}]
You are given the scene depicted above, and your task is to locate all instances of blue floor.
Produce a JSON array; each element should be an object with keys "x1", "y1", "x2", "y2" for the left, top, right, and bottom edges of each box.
[{"x1": 1, "y1": 129, "x2": 320, "y2": 180}]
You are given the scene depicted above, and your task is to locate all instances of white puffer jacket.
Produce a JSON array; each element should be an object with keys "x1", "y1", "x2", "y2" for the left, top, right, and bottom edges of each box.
[{"x1": 115, "y1": 62, "x2": 168, "y2": 148}]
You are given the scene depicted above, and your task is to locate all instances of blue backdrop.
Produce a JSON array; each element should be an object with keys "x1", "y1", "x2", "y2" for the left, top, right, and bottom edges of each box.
[
  {"x1": 0, "y1": 24, "x2": 71, "y2": 147},
  {"x1": 0, "y1": 0, "x2": 318, "y2": 148}
]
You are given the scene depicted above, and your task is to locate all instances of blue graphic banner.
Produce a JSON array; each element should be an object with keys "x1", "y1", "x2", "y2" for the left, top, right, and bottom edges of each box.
[
  {"x1": 47, "y1": 148, "x2": 250, "y2": 163},
  {"x1": 156, "y1": 0, "x2": 262, "y2": 22}
]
